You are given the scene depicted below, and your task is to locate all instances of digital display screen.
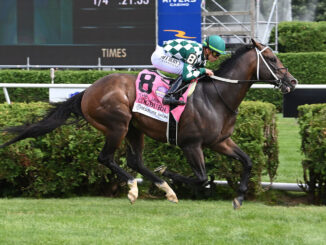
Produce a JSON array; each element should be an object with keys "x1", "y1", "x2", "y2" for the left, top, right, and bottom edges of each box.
[{"x1": 0, "y1": 0, "x2": 156, "y2": 65}]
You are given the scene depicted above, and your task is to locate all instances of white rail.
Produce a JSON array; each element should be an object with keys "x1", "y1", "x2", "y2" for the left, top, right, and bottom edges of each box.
[
  {"x1": 213, "y1": 180, "x2": 307, "y2": 191},
  {"x1": 0, "y1": 83, "x2": 90, "y2": 104},
  {"x1": 0, "y1": 83, "x2": 90, "y2": 88},
  {"x1": 1, "y1": 83, "x2": 326, "y2": 104},
  {"x1": 0, "y1": 64, "x2": 153, "y2": 70},
  {"x1": 135, "y1": 179, "x2": 307, "y2": 191}
]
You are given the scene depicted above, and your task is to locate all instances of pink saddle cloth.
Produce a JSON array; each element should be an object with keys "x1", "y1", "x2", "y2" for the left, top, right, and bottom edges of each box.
[{"x1": 132, "y1": 69, "x2": 196, "y2": 122}]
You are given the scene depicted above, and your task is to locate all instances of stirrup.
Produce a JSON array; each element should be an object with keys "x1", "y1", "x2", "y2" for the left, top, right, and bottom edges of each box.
[{"x1": 154, "y1": 165, "x2": 167, "y2": 174}]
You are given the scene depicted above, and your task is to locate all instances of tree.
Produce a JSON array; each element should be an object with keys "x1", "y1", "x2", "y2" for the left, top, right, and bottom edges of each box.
[{"x1": 292, "y1": 0, "x2": 326, "y2": 21}]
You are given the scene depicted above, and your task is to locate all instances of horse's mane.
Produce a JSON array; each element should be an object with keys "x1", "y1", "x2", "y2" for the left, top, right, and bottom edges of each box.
[{"x1": 215, "y1": 44, "x2": 254, "y2": 77}]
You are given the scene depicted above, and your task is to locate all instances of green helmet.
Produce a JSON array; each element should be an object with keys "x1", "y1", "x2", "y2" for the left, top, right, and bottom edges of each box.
[{"x1": 202, "y1": 35, "x2": 226, "y2": 55}]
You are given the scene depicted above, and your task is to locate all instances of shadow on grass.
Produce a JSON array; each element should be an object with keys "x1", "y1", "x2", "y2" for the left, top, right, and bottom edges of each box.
[{"x1": 254, "y1": 190, "x2": 309, "y2": 206}]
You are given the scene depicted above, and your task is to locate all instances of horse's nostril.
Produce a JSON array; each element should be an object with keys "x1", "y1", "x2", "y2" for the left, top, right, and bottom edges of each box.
[{"x1": 291, "y1": 80, "x2": 297, "y2": 86}]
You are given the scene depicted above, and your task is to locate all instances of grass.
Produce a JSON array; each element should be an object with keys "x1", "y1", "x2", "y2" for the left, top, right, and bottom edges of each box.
[
  {"x1": 1, "y1": 197, "x2": 326, "y2": 245},
  {"x1": 261, "y1": 114, "x2": 303, "y2": 183},
  {"x1": 273, "y1": 114, "x2": 303, "y2": 183},
  {"x1": 0, "y1": 115, "x2": 321, "y2": 244}
]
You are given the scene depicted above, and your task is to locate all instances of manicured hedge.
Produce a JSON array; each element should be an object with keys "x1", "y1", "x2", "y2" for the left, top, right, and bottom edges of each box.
[
  {"x1": 298, "y1": 104, "x2": 326, "y2": 205},
  {"x1": 277, "y1": 52, "x2": 326, "y2": 84},
  {"x1": 0, "y1": 102, "x2": 117, "y2": 197},
  {"x1": 0, "y1": 101, "x2": 278, "y2": 198},
  {"x1": 270, "y1": 21, "x2": 326, "y2": 53}
]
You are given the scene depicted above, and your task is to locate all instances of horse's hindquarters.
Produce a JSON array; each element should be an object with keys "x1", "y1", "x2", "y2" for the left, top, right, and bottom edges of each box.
[{"x1": 81, "y1": 74, "x2": 136, "y2": 135}]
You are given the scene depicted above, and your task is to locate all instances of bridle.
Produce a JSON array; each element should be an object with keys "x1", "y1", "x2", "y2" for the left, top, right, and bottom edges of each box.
[
  {"x1": 255, "y1": 46, "x2": 288, "y2": 89},
  {"x1": 256, "y1": 46, "x2": 278, "y2": 81},
  {"x1": 210, "y1": 45, "x2": 288, "y2": 87},
  {"x1": 209, "y1": 45, "x2": 290, "y2": 114}
]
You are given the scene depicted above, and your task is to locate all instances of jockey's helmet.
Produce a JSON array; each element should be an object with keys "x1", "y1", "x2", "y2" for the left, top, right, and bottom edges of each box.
[{"x1": 202, "y1": 35, "x2": 226, "y2": 55}]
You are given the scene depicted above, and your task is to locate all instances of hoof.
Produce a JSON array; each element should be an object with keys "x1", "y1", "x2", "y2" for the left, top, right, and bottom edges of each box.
[
  {"x1": 127, "y1": 180, "x2": 138, "y2": 204},
  {"x1": 166, "y1": 193, "x2": 178, "y2": 204},
  {"x1": 232, "y1": 198, "x2": 241, "y2": 210},
  {"x1": 155, "y1": 181, "x2": 178, "y2": 203},
  {"x1": 154, "y1": 165, "x2": 167, "y2": 175},
  {"x1": 128, "y1": 191, "x2": 138, "y2": 204}
]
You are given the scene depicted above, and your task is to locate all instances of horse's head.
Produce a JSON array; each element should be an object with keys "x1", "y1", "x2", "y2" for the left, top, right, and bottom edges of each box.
[{"x1": 252, "y1": 39, "x2": 298, "y2": 94}]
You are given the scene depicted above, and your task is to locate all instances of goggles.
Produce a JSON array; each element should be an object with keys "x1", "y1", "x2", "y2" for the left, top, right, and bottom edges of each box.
[{"x1": 211, "y1": 50, "x2": 220, "y2": 58}]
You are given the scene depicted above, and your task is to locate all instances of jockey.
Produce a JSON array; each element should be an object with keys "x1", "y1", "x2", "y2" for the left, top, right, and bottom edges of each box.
[{"x1": 151, "y1": 35, "x2": 226, "y2": 106}]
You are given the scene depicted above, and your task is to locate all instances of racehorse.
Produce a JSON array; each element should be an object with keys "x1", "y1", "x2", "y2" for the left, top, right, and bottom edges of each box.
[{"x1": 0, "y1": 40, "x2": 297, "y2": 209}]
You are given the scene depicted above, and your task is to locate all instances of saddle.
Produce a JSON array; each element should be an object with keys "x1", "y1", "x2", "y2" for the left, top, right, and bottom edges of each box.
[{"x1": 132, "y1": 69, "x2": 198, "y2": 145}]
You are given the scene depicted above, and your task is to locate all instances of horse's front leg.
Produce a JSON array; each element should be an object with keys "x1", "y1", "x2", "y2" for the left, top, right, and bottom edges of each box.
[
  {"x1": 210, "y1": 137, "x2": 252, "y2": 209},
  {"x1": 157, "y1": 145, "x2": 208, "y2": 187}
]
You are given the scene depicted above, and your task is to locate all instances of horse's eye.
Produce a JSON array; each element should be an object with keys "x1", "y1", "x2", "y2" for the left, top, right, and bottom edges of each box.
[{"x1": 269, "y1": 57, "x2": 277, "y2": 63}]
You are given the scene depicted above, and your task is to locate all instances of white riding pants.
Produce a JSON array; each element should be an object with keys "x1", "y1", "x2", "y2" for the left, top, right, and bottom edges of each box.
[{"x1": 151, "y1": 45, "x2": 184, "y2": 75}]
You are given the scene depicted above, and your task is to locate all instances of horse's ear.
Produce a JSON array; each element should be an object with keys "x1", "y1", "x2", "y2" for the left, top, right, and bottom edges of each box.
[
  {"x1": 251, "y1": 39, "x2": 264, "y2": 49},
  {"x1": 251, "y1": 39, "x2": 258, "y2": 47}
]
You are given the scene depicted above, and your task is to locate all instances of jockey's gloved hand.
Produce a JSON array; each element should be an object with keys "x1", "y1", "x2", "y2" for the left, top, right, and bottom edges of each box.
[{"x1": 205, "y1": 68, "x2": 214, "y2": 76}]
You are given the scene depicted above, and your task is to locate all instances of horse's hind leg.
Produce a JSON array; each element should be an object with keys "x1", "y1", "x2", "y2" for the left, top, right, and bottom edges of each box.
[
  {"x1": 98, "y1": 138, "x2": 139, "y2": 204},
  {"x1": 125, "y1": 125, "x2": 178, "y2": 203}
]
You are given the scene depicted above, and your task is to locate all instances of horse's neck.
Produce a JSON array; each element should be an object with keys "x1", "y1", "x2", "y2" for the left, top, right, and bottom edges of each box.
[{"x1": 204, "y1": 52, "x2": 256, "y2": 112}]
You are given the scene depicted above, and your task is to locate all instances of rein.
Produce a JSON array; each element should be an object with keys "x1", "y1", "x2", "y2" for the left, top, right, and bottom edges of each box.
[
  {"x1": 210, "y1": 75, "x2": 280, "y2": 85},
  {"x1": 212, "y1": 81, "x2": 238, "y2": 115}
]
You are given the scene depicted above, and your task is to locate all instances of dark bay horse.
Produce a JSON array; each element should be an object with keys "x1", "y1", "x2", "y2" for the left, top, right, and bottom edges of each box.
[{"x1": 0, "y1": 40, "x2": 297, "y2": 208}]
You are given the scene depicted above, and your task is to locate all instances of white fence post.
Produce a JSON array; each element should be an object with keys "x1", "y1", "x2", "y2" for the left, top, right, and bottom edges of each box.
[
  {"x1": 50, "y1": 68, "x2": 55, "y2": 84},
  {"x1": 3, "y1": 87, "x2": 11, "y2": 104}
]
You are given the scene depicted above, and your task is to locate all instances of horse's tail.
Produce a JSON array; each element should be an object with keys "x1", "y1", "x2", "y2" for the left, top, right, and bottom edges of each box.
[{"x1": 0, "y1": 91, "x2": 85, "y2": 148}]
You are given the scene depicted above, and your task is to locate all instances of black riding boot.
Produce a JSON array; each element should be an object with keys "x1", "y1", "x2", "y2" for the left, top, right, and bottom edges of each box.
[{"x1": 162, "y1": 76, "x2": 186, "y2": 106}]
